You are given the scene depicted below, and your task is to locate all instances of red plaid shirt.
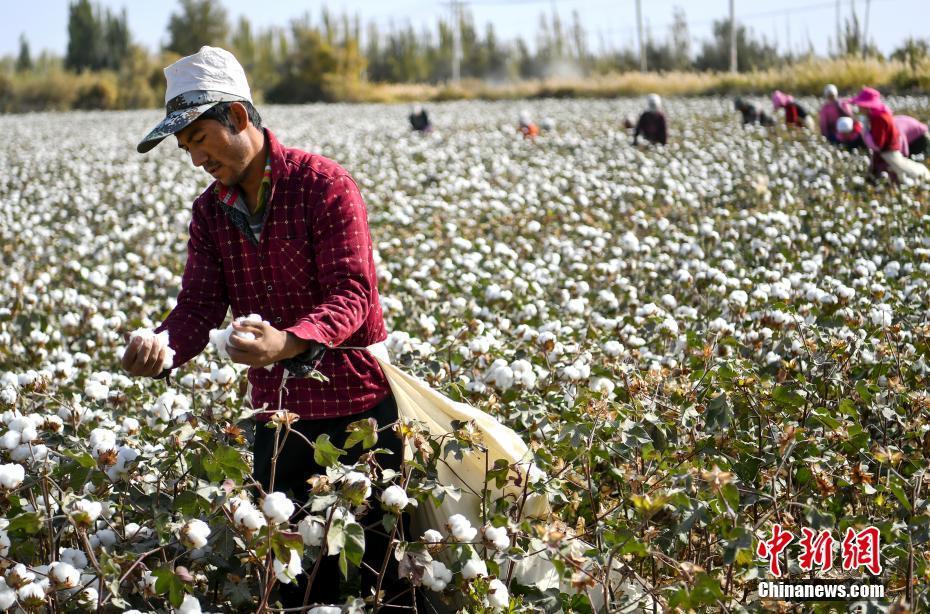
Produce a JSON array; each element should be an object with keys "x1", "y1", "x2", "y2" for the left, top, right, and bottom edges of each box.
[{"x1": 156, "y1": 129, "x2": 390, "y2": 420}]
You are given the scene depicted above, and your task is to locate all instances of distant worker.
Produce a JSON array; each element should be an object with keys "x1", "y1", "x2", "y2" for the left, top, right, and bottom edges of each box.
[
  {"x1": 819, "y1": 84, "x2": 852, "y2": 143},
  {"x1": 408, "y1": 104, "x2": 432, "y2": 133},
  {"x1": 894, "y1": 115, "x2": 929, "y2": 159},
  {"x1": 835, "y1": 116, "x2": 866, "y2": 150},
  {"x1": 633, "y1": 94, "x2": 667, "y2": 146},
  {"x1": 734, "y1": 97, "x2": 775, "y2": 127},
  {"x1": 848, "y1": 87, "x2": 929, "y2": 182},
  {"x1": 518, "y1": 110, "x2": 539, "y2": 139},
  {"x1": 771, "y1": 90, "x2": 810, "y2": 129}
]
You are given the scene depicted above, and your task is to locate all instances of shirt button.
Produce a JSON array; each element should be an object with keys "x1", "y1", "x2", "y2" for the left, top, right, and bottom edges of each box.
[
  {"x1": 275, "y1": 317, "x2": 282, "y2": 323},
  {"x1": 266, "y1": 284, "x2": 273, "y2": 292}
]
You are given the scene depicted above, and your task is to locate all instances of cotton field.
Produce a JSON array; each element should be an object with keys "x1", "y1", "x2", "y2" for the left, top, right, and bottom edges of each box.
[{"x1": 1, "y1": 96, "x2": 930, "y2": 612}]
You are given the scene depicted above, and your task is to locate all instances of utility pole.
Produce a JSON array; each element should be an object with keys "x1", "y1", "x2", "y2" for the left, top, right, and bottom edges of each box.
[
  {"x1": 835, "y1": 0, "x2": 841, "y2": 55},
  {"x1": 635, "y1": 0, "x2": 646, "y2": 71},
  {"x1": 861, "y1": 0, "x2": 871, "y2": 58},
  {"x1": 729, "y1": 0, "x2": 737, "y2": 73},
  {"x1": 451, "y1": 0, "x2": 462, "y2": 82}
]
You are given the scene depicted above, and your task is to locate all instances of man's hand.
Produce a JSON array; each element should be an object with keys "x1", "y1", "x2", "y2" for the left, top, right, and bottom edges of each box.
[
  {"x1": 226, "y1": 321, "x2": 310, "y2": 368},
  {"x1": 121, "y1": 335, "x2": 168, "y2": 377}
]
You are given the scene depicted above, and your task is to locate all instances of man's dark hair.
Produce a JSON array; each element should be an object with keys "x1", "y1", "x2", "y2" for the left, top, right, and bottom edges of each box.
[{"x1": 199, "y1": 101, "x2": 262, "y2": 132}]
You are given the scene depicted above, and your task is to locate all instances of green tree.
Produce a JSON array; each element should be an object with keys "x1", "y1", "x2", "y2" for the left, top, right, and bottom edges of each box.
[
  {"x1": 165, "y1": 0, "x2": 229, "y2": 56},
  {"x1": 266, "y1": 15, "x2": 337, "y2": 102},
  {"x1": 694, "y1": 19, "x2": 779, "y2": 72},
  {"x1": 891, "y1": 37, "x2": 930, "y2": 72},
  {"x1": 15, "y1": 34, "x2": 33, "y2": 73},
  {"x1": 66, "y1": 0, "x2": 102, "y2": 71},
  {"x1": 101, "y1": 8, "x2": 131, "y2": 70}
]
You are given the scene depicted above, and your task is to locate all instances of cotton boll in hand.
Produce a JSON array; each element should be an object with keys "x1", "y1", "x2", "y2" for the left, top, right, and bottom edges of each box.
[
  {"x1": 209, "y1": 314, "x2": 274, "y2": 370},
  {"x1": 125, "y1": 328, "x2": 174, "y2": 370}
]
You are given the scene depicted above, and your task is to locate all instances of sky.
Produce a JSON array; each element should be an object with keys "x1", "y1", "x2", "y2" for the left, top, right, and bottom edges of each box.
[{"x1": 1, "y1": 0, "x2": 928, "y2": 59}]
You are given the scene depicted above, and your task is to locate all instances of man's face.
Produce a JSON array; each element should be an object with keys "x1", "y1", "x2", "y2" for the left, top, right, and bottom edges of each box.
[{"x1": 175, "y1": 117, "x2": 250, "y2": 187}]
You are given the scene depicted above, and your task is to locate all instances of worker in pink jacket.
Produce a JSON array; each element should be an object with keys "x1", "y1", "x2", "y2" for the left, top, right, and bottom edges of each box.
[
  {"x1": 819, "y1": 84, "x2": 851, "y2": 143},
  {"x1": 894, "y1": 115, "x2": 929, "y2": 159}
]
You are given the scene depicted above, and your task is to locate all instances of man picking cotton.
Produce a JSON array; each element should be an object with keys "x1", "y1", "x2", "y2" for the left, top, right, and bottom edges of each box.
[{"x1": 121, "y1": 46, "x2": 410, "y2": 609}]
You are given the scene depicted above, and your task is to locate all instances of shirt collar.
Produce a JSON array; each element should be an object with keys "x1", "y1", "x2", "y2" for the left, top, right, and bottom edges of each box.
[{"x1": 213, "y1": 128, "x2": 283, "y2": 209}]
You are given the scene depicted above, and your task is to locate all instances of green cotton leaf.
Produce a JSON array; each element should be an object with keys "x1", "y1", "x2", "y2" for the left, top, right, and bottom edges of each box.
[
  {"x1": 151, "y1": 568, "x2": 187, "y2": 608},
  {"x1": 838, "y1": 398, "x2": 858, "y2": 418},
  {"x1": 343, "y1": 522, "x2": 365, "y2": 568},
  {"x1": 704, "y1": 393, "x2": 732, "y2": 432},
  {"x1": 62, "y1": 450, "x2": 96, "y2": 468},
  {"x1": 327, "y1": 520, "x2": 346, "y2": 559},
  {"x1": 772, "y1": 386, "x2": 806, "y2": 409},
  {"x1": 344, "y1": 417, "x2": 378, "y2": 450},
  {"x1": 719, "y1": 483, "x2": 740, "y2": 513},
  {"x1": 7, "y1": 512, "x2": 41, "y2": 536},
  {"x1": 890, "y1": 482, "x2": 912, "y2": 511},
  {"x1": 312, "y1": 434, "x2": 346, "y2": 468},
  {"x1": 691, "y1": 573, "x2": 725, "y2": 606},
  {"x1": 213, "y1": 445, "x2": 250, "y2": 482},
  {"x1": 811, "y1": 407, "x2": 840, "y2": 430}
]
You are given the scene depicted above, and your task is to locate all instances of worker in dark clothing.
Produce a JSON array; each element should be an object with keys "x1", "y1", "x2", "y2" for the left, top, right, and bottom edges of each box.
[
  {"x1": 633, "y1": 94, "x2": 667, "y2": 145},
  {"x1": 734, "y1": 97, "x2": 775, "y2": 127},
  {"x1": 408, "y1": 104, "x2": 432, "y2": 133}
]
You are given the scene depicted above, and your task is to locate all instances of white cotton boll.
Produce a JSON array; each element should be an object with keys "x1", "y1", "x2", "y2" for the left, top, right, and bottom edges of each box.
[
  {"x1": 84, "y1": 380, "x2": 109, "y2": 402},
  {"x1": 602, "y1": 340, "x2": 624, "y2": 357},
  {"x1": 381, "y1": 485, "x2": 410, "y2": 512},
  {"x1": 177, "y1": 593, "x2": 202, "y2": 614},
  {"x1": 93, "y1": 529, "x2": 117, "y2": 548},
  {"x1": 0, "y1": 463, "x2": 25, "y2": 490},
  {"x1": 72, "y1": 499, "x2": 102, "y2": 523},
  {"x1": 487, "y1": 578, "x2": 509, "y2": 608},
  {"x1": 483, "y1": 525, "x2": 509, "y2": 550},
  {"x1": 590, "y1": 377, "x2": 616, "y2": 398},
  {"x1": 180, "y1": 519, "x2": 211, "y2": 550},
  {"x1": 0, "y1": 387, "x2": 15, "y2": 406},
  {"x1": 0, "y1": 431, "x2": 20, "y2": 450},
  {"x1": 120, "y1": 417, "x2": 140, "y2": 435},
  {"x1": 0, "y1": 578, "x2": 14, "y2": 610},
  {"x1": 78, "y1": 586, "x2": 98, "y2": 606},
  {"x1": 49, "y1": 561, "x2": 80, "y2": 589},
  {"x1": 273, "y1": 549, "x2": 303, "y2": 584},
  {"x1": 126, "y1": 328, "x2": 174, "y2": 370},
  {"x1": 0, "y1": 531, "x2": 9, "y2": 557},
  {"x1": 446, "y1": 514, "x2": 477, "y2": 542},
  {"x1": 210, "y1": 364, "x2": 235, "y2": 385},
  {"x1": 262, "y1": 492, "x2": 295, "y2": 524},
  {"x1": 17, "y1": 582, "x2": 45, "y2": 606},
  {"x1": 209, "y1": 327, "x2": 233, "y2": 360},
  {"x1": 11, "y1": 443, "x2": 47, "y2": 462},
  {"x1": 461, "y1": 558, "x2": 488, "y2": 579},
  {"x1": 870, "y1": 304, "x2": 893, "y2": 328},
  {"x1": 88, "y1": 428, "x2": 117, "y2": 456},
  {"x1": 342, "y1": 471, "x2": 372, "y2": 500},
  {"x1": 422, "y1": 529, "x2": 443, "y2": 544},
  {"x1": 422, "y1": 560, "x2": 452, "y2": 591},
  {"x1": 308, "y1": 607, "x2": 342, "y2": 614},
  {"x1": 233, "y1": 504, "x2": 267, "y2": 532},
  {"x1": 298, "y1": 516, "x2": 325, "y2": 547},
  {"x1": 60, "y1": 548, "x2": 88, "y2": 570}
]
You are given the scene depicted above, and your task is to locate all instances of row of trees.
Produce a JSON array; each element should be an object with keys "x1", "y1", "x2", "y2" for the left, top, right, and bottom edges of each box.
[{"x1": 4, "y1": 0, "x2": 929, "y2": 110}]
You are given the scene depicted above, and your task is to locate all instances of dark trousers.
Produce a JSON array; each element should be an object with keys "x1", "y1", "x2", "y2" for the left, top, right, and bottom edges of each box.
[{"x1": 253, "y1": 394, "x2": 413, "y2": 610}]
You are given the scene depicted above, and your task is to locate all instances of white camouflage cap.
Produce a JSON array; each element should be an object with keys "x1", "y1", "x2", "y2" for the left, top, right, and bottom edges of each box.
[{"x1": 137, "y1": 46, "x2": 253, "y2": 154}]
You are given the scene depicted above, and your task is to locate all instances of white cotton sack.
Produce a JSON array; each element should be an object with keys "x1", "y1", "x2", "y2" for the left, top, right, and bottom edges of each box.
[{"x1": 126, "y1": 328, "x2": 174, "y2": 370}]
